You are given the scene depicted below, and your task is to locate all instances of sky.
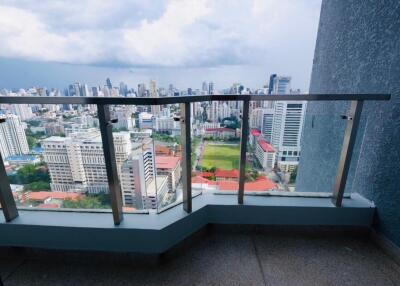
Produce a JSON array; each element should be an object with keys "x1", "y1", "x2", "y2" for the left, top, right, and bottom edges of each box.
[{"x1": 0, "y1": 0, "x2": 322, "y2": 91}]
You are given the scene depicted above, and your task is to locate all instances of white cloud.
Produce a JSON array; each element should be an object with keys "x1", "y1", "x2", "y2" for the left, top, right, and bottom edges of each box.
[{"x1": 0, "y1": 0, "x2": 321, "y2": 68}]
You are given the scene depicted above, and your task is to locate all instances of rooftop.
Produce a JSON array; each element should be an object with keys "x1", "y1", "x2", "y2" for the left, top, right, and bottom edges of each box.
[
  {"x1": 251, "y1": 129, "x2": 262, "y2": 136},
  {"x1": 155, "y1": 156, "x2": 180, "y2": 170},
  {"x1": 258, "y1": 138, "x2": 275, "y2": 152},
  {"x1": 215, "y1": 169, "x2": 239, "y2": 178},
  {"x1": 26, "y1": 192, "x2": 82, "y2": 202}
]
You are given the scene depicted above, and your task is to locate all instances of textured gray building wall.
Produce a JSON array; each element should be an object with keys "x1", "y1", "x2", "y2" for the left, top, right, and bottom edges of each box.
[{"x1": 297, "y1": 0, "x2": 400, "y2": 245}]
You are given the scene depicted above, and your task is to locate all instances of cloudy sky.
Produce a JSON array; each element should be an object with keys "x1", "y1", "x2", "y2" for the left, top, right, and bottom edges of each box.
[{"x1": 0, "y1": 0, "x2": 322, "y2": 90}]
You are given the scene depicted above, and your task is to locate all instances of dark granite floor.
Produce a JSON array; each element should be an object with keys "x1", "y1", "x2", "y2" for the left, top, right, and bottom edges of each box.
[{"x1": 1, "y1": 226, "x2": 399, "y2": 286}]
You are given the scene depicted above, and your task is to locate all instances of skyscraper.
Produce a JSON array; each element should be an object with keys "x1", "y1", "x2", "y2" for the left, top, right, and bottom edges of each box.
[
  {"x1": 106, "y1": 78, "x2": 113, "y2": 89},
  {"x1": 138, "y1": 83, "x2": 146, "y2": 98},
  {"x1": 150, "y1": 80, "x2": 160, "y2": 116},
  {"x1": 269, "y1": 75, "x2": 291, "y2": 95},
  {"x1": 209, "y1": 82, "x2": 214, "y2": 95},
  {"x1": 261, "y1": 108, "x2": 274, "y2": 142},
  {"x1": 0, "y1": 114, "x2": 29, "y2": 158},
  {"x1": 271, "y1": 101, "x2": 306, "y2": 172},
  {"x1": 202, "y1": 81, "x2": 208, "y2": 94}
]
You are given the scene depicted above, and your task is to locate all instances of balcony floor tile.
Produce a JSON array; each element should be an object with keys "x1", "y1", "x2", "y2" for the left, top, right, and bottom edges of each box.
[{"x1": 1, "y1": 227, "x2": 399, "y2": 286}]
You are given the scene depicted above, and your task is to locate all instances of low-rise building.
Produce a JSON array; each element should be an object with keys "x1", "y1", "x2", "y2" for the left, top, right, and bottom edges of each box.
[{"x1": 255, "y1": 138, "x2": 276, "y2": 171}]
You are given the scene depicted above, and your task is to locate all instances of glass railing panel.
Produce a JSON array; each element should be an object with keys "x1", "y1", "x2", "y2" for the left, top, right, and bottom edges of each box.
[
  {"x1": 243, "y1": 99, "x2": 347, "y2": 196},
  {"x1": 1, "y1": 103, "x2": 114, "y2": 211},
  {"x1": 191, "y1": 99, "x2": 242, "y2": 195}
]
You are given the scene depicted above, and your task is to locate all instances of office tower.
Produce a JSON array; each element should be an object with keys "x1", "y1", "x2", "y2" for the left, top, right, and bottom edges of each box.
[
  {"x1": 92, "y1": 87, "x2": 99, "y2": 97},
  {"x1": 268, "y1": 74, "x2": 277, "y2": 94},
  {"x1": 11, "y1": 104, "x2": 34, "y2": 121},
  {"x1": 42, "y1": 131, "x2": 130, "y2": 193},
  {"x1": 120, "y1": 140, "x2": 169, "y2": 210},
  {"x1": 261, "y1": 108, "x2": 274, "y2": 142},
  {"x1": 271, "y1": 101, "x2": 306, "y2": 172},
  {"x1": 119, "y1": 82, "x2": 128, "y2": 96},
  {"x1": 73, "y1": 83, "x2": 82, "y2": 97},
  {"x1": 249, "y1": 108, "x2": 263, "y2": 129},
  {"x1": 80, "y1": 84, "x2": 90, "y2": 97},
  {"x1": 209, "y1": 82, "x2": 214, "y2": 95},
  {"x1": 138, "y1": 83, "x2": 146, "y2": 98},
  {"x1": 269, "y1": 75, "x2": 291, "y2": 95},
  {"x1": 102, "y1": 86, "x2": 110, "y2": 97},
  {"x1": 149, "y1": 80, "x2": 160, "y2": 116},
  {"x1": 0, "y1": 114, "x2": 29, "y2": 158},
  {"x1": 202, "y1": 81, "x2": 208, "y2": 94},
  {"x1": 106, "y1": 78, "x2": 112, "y2": 89}
]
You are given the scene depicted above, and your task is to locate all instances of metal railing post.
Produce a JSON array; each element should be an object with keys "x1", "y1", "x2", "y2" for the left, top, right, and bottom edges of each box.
[
  {"x1": 97, "y1": 104, "x2": 124, "y2": 225},
  {"x1": 180, "y1": 102, "x2": 192, "y2": 213},
  {"x1": 238, "y1": 99, "x2": 250, "y2": 204},
  {"x1": 0, "y1": 151, "x2": 19, "y2": 222},
  {"x1": 332, "y1": 100, "x2": 364, "y2": 207}
]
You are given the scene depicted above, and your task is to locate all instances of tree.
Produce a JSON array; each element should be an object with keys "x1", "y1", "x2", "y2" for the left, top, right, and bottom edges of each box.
[
  {"x1": 8, "y1": 163, "x2": 50, "y2": 185},
  {"x1": 289, "y1": 167, "x2": 298, "y2": 184},
  {"x1": 23, "y1": 181, "x2": 50, "y2": 192}
]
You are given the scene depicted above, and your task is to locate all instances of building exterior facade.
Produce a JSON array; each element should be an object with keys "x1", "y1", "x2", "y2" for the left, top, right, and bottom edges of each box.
[{"x1": 0, "y1": 114, "x2": 29, "y2": 158}]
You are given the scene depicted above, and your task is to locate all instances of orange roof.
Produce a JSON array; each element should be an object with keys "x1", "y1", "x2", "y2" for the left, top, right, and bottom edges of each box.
[
  {"x1": 156, "y1": 156, "x2": 180, "y2": 169},
  {"x1": 198, "y1": 172, "x2": 214, "y2": 178},
  {"x1": 37, "y1": 203, "x2": 61, "y2": 209},
  {"x1": 155, "y1": 145, "x2": 171, "y2": 155},
  {"x1": 28, "y1": 191, "x2": 82, "y2": 201},
  {"x1": 244, "y1": 178, "x2": 277, "y2": 191},
  {"x1": 258, "y1": 138, "x2": 275, "y2": 152},
  {"x1": 215, "y1": 169, "x2": 239, "y2": 178},
  {"x1": 192, "y1": 176, "x2": 218, "y2": 185},
  {"x1": 218, "y1": 178, "x2": 277, "y2": 192}
]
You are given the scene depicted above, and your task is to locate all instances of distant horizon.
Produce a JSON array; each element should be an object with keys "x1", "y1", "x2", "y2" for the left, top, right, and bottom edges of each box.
[{"x1": 0, "y1": 57, "x2": 310, "y2": 93}]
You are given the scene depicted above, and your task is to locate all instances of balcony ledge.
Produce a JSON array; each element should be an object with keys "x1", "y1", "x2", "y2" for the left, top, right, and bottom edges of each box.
[{"x1": 0, "y1": 193, "x2": 374, "y2": 253}]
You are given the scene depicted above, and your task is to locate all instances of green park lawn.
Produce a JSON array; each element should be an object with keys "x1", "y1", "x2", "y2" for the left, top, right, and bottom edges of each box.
[{"x1": 202, "y1": 143, "x2": 240, "y2": 170}]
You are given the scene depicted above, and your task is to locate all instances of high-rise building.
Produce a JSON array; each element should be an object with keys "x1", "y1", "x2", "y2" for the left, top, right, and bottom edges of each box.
[
  {"x1": 106, "y1": 78, "x2": 113, "y2": 89},
  {"x1": 149, "y1": 80, "x2": 160, "y2": 116},
  {"x1": 119, "y1": 82, "x2": 128, "y2": 97},
  {"x1": 42, "y1": 131, "x2": 131, "y2": 194},
  {"x1": 209, "y1": 82, "x2": 215, "y2": 95},
  {"x1": 11, "y1": 104, "x2": 34, "y2": 121},
  {"x1": 261, "y1": 108, "x2": 274, "y2": 142},
  {"x1": 269, "y1": 75, "x2": 291, "y2": 95},
  {"x1": 271, "y1": 101, "x2": 306, "y2": 173},
  {"x1": 0, "y1": 114, "x2": 29, "y2": 158},
  {"x1": 202, "y1": 81, "x2": 208, "y2": 94},
  {"x1": 138, "y1": 83, "x2": 146, "y2": 98},
  {"x1": 120, "y1": 140, "x2": 169, "y2": 210}
]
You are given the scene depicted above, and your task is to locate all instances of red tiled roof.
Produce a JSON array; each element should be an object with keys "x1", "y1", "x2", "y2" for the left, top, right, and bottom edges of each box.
[
  {"x1": 215, "y1": 169, "x2": 239, "y2": 178},
  {"x1": 28, "y1": 192, "x2": 82, "y2": 202},
  {"x1": 156, "y1": 156, "x2": 180, "y2": 169},
  {"x1": 205, "y1": 128, "x2": 235, "y2": 133},
  {"x1": 218, "y1": 178, "x2": 277, "y2": 192},
  {"x1": 37, "y1": 203, "x2": 60, "y2": 209},
  {"x1": 192, "y1": 176, "x2": 218, "y2": 185},
  {"x1": 251, "y1": 129, "x2": 262, "y2": 136},
  {"x1": 198, "y1": 172, "x2": 214, "y2": 178},
  {"x1": 258, "y1": 138, "x2": 275, "y2": 152}
]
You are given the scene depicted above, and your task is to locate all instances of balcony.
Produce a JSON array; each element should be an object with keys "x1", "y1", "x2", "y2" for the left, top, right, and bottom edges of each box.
[{"x1": 0, "y1": 93, "x2": 392, "y2": 251}]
